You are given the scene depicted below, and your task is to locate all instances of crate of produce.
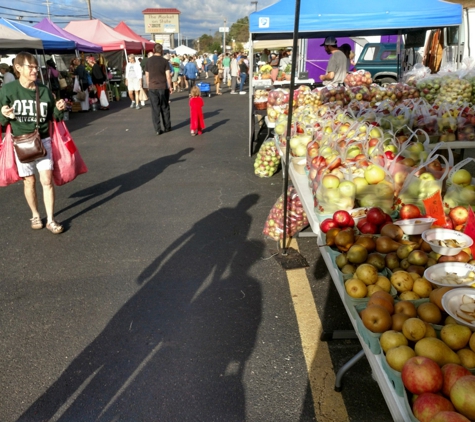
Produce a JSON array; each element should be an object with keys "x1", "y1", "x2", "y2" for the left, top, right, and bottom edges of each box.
[
  {"x1": 380, "y1": 351, "x2": 405, "y2": 397},
  {"x1": 355, "y1": 304, "x2": 382, "y2": 354}
]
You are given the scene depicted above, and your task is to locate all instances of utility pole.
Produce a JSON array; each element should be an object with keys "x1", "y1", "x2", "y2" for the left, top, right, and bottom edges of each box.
[
  {"x1": 43, "y1": 1, "x2": 52, "y2": 19},
  {"x1": 86, "y1": 0, "x2": 92, "y2": 19},
  {"x1": 251, "y1": 1, "x2": 258, "y2": 12}
]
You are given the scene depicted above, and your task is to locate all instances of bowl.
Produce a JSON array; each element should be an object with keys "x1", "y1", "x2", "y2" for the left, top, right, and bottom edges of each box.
[
  {"x1": 441, "y1": 288, "x2": 475, "y2": 329},
  {"x1": 424, "y1": 262, "x2": 475, "y2": 287},
  {"x1": 421, "y1": 229, "x2": 473, "y2": 256},
  {"x1": 291, "y1": 157, "x2": 307, "y2": 175},
  {"x1": 393, "y1": 218, "x2": 436, "y2": 235},
  {"x1": 349, "y1": 207, "x2": 367, "y2": 224}
]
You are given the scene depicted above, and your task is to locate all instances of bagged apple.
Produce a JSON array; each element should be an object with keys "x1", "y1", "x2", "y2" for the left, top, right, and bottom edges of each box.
[
  {"x1": 422, "y1": 143, "x2": 453, "y2": 181},
  {"x1": 263, "y1": 186, "x2": 309, "y2": 241},
  {"x1": 397, "y1": 154, "x2": 449, "y2": 212},
  {"x1": 444, "y1": 157, "x2": 475, "y2": 210},
  {"x1": 402, "y1": 63, "x2": 431, "y2": 86},
  {"x1": 254, "y1": 140, "x2": 281, "y2": 178},
  {"x1": 416, "y1": 74, "x2": 442, "y2": 103},
  {"x1": 436, "y1": 74, "x2": 472, "y2": 106},
  {"x1": 355, "y1": 161, "x2": 396, "y2": 213}
]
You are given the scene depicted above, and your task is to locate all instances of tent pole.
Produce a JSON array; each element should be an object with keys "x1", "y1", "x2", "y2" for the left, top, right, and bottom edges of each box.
[
  {"x1": 35, "y1": 49, "x2": 45, "y2": 84},
  {"x1": 248, "y1": 33, "x2": 254, "y2": 156},
  {"x1": 281, "y1": 0, "x2": 301, "y2": 256}
]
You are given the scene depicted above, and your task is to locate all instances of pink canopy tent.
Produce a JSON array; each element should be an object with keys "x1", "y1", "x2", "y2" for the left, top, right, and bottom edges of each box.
[
  {"x1": 65, "y1": 19, "x2": 142, "y2": 53},
  {"x1": 114, "y1": 21, "x2": 155, "y2": 52}
]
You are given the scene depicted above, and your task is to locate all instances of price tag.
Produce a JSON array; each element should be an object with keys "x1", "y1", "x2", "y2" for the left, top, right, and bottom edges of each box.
[
  {"x1": 464, "y1": 207, "x2": 475, "y2": 257},
  {"x1": 423, "y1": 190, "x2": 446, "y2": 226}
]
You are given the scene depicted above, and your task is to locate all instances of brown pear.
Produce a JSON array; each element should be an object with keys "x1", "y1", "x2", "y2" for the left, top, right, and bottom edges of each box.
[
  {"x1": 400, "y1": 258, "x2": 410, "y2": 270},
  {"x1": 366, "y1": 253, "x2": 386, "y2": 272},
  {"x1": 385, "y1": 252, "x2": 400, "y2": 270},
  {"x1": 408, "y1": 235, "x2": 423, "y2": 248},
  {"x1": 397, "y1": 244, "x2": 416, "y2": 260},
  {"x1": 325, "y1": 227, "x2": 341, "y2": 247},
  {"x1": 407, "y1": 250, "x2": 429, "y2": 266},
  {"x1": 406, "y1": 265, "x2": 425, "y2": 276},
  {"x1": 355, "y1": 235, "x2": 376, "y2": 252},
  {"x1": 421, "y1": 240, "x2": 433, "y2": 253},
  {"x1": 346, "y1": 244, "x2": 368, "y2": 265},
  {"x1": 380, "y1": 224, "x2": 404, "y2": 241},
  {"x1": 335, "y1": 229, "x2": 355, "y2": 252},
  {"x1": 376, "y1": 236, "x2": 401, "y2": 254},
  {"x1": 335, "y1": 253, "x2": 348, "y2": 269}
]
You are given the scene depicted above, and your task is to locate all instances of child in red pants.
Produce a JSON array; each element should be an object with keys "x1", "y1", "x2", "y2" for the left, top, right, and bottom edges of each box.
[{"x1": 189, "y1": 86, "x2": 205, "y2": 136}]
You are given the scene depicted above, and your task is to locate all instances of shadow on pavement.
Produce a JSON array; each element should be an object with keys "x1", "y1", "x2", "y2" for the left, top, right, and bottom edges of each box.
[
  {"x1": 18, "y1": 194, "x2": 264, "y2": 421},
  {"x1": 55, "y1": 148, "x2": 194, "y2": 225}
]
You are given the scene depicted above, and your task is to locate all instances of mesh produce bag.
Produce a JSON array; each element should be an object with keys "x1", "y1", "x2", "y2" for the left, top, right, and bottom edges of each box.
[{"x1": 254, "y1": 140, "x2": 281, "y2": 178}]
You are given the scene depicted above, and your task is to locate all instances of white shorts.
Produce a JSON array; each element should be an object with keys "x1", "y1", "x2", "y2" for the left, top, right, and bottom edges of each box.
[
  {"x1": 15, "y1": 137, "x2": 54, "y2": 177},
  {"x1": 127, "y1": 78, "x2": 141, "y2": 91}
]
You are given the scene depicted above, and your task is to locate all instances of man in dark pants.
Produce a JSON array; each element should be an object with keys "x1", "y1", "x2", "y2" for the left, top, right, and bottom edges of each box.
[{"x1": 145, "y1": 43, "x2": 173, "y2": 135}]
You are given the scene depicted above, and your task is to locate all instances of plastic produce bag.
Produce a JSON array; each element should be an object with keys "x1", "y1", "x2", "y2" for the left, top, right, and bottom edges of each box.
[
  {"x1": 0, "y1": 125, "x2": 21, "y2": 187},
  {"x1": 444, "y1": 157, "x2": 475, "y2": 210},
  {"x1": 263, "y1": 186, "x2": 309, "y2": 240},
  {"x1": 344, "y1": 70, "x2": 373, "y2": 87},
  {"x1": 254, "y1": 139, "x2": 281, "y2": 178},
  {"x1": 402, "y1": 63, "x2": 431, "y2": 86}
]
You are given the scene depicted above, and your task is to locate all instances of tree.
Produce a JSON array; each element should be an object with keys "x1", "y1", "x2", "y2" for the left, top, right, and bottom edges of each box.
[
  {"x1": 229, "y1": 17, "x2": 249, "y2": 43},
  {"x1": 195, "y1": 16, "x2": 249, "y2": 54}
]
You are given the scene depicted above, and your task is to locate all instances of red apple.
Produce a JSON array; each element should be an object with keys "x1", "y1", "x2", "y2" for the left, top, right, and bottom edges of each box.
[
  {"x1": 320, "y1": 218, "x2": 339, "y2": 233},
  {"x1": 333, "y1": 210, "x2": 354, "y2": 228},
  {"x1": 359, "y1": 221, "x2": 378, "y2": 234},
  {"x1": 412, "y1": 393, "x2": 454, "y2": 422},
  {"x1": 432, "y1": 217, "x2": 454, "y2": 230},
  {"x1": 449, "y1": 206, "x2": 469, "y2": 226},
  {"x1": 450, "y1": 375, "x2": 475, "y2": 420},
  {"x1": 366, "y1": 207, "x2": 386, "y2": 226},
  {"x1": 384, "y1": 213, "x2": 393, "y2": 223},
  {"x1": 357, "y1": 217, "x2": 368, "y2": 231},
  {"x1": 441, "y1": 364, "x2": 471, "y2": 398},
  {"x1": 402, "y1": 356, "x2": 443, "y2": 395},
  {"x1": 311, "y1": 156, "x2": 326, "y2": 170},
  {"x1": 385, "y1": 150, "x2": 395, "y2": 160},
  {"x1": 368, "y1": 138, "x2": 380, "y2": 147},
  {"x1": 400, "y1": 204, "x2": 422, "y2": 220},
  {"x1": 429, "y1": 411, "x2": 470, "y2": 422}
]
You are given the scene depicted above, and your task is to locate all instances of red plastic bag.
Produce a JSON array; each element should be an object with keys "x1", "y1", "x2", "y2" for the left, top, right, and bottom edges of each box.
[
  {"x1": 51, "y1": 120, "x2": 88, "y2": 186},
  {"x1": 0, "y1": 125, "x2": 21, "y2": 187}
]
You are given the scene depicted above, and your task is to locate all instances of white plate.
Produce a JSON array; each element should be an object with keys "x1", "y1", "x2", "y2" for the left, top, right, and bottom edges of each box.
[
  {"x1": 422, "y1": 229, "x2": 473, "y2": 256},
  {"x1": 424, "y1": 262, "x2": 475, "y2": 287},
  {"x1": 393, "y1": 218, "x2": 435, "y2": 235},
  {"x1": 442, "y1": 288, "x2": 475, "y2": 330}
]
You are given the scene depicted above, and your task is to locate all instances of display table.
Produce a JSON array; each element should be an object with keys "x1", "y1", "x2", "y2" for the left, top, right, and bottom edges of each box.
[
  {"x1": 273, "y1": 78, "x2": 316, "y2": 87},
  {"x1": 279, "y1": 142, "x2": 411, "y2": 421}
]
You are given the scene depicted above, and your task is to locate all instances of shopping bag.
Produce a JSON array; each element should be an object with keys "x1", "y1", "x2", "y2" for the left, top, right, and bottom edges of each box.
[
  {"x1": 99, "y1": 90, "x2": 109, "y2": 108},
  {"x1": 73, "y1": 77, "x2": 81, "y2": 93},
  {"x1": 0, "y1": 125, "x2": 21, "y2": 187},
  {"x1": 58, "y1": 76, "x2": 67, "y2": 90},
  {"x1": 51, "y1": 120, "x2": 88, "y2": 186}
]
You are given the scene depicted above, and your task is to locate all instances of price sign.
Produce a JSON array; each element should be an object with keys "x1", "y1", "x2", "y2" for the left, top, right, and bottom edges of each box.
[
  {"x1": 464, "y1": 207, "x2": 475, "y2": 257},
  {"x1": 423, "y1": 190, "x2": 446, "y2": 226}
]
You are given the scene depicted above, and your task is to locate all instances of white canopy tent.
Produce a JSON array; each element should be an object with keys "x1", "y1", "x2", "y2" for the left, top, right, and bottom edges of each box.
[
  {"x1": 174, "y1": 45, "x2": 197, "y2": 56},
  {"x1": 0, "y1": 24, "x2": 43, "y2": 50}
]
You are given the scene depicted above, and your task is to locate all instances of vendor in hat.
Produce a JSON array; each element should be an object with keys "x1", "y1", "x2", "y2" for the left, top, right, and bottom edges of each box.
[{"x1": 319, "y1": 36, "x2": 347, "y2": 86}]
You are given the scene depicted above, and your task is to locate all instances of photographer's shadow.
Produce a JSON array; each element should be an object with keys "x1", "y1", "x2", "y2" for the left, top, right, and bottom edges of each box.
[
  {"x1": 56, "y1": 148, "x2": 194, "y2": 223},
  {"x1": 19, "y1": 194, "x2": 264, "y2": 421}
]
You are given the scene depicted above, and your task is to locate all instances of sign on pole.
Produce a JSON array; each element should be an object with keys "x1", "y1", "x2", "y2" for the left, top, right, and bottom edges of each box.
[{"x1": 219, "y1": 27, "x2": 229, "y2": 32}]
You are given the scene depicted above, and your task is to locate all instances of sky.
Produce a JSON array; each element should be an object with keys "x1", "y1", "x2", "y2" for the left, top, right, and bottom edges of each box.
[{"x1": 0, "y1": 0, "x2": 276, "y2": 41}]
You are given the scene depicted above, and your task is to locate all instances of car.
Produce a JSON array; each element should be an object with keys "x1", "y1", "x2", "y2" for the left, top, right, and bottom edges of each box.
[{"x1": 355, "y1": 43, "x2": 401, "y2": 85}]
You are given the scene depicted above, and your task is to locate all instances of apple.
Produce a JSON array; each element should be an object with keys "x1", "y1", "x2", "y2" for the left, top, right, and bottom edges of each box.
[
  {"x1": 294, "y1": 144, "x2": 307, "y2": 157},
  {"x1": 419, "y1": 172, "x2": 436, "y2": 182},
  {"x1": 320, "y1": 218, "x2": 339, "y2": 233},
  {"x1": 366, "y1": 207, "x2": 386, "y2": 226},
  {"x1": 401, "y1": 356, "x2": 443, "y2": 394},
  {"x1": 450, "y1": 375, "x2": 475, "y2": 420},
  {"x1": 459, "y1": 186, "x2": 475, "y2": 204},
  {"x1": 427, "y1": 159, "x2": 443, "y2": 173},
  {"x1": 452, "y1": 169, "x2": 472, "y2": 187},
  {"x1": 359, "y1": 221, "x2": 378, "y2": 234},
  {"x1": 274, "y1": 123, "x2": 286, "y2": 136},
  {"x1": 429, "y1": 411, "x2": 471, "y2": 422},
  {"x1": 347, "y1": 145, "x2": 361, "y2": 159},
  {"x1": 412, "y1": 393, "x2": 454, "y2": 422},
  {"x1": 307, "y1": 144, "x2": 319, "y2": 158},
  {"x1": 322, "y1": 174, "x2": 340, "y2": 189},
  {"x1": 311, "y1": 156, "x2": 326, "y2": 170},
  {"x1": 432, "y1": 217, "x2": 454, "y2": 230},
  {"x1": 353, "y1": 177, "x2": 369, "y2": 195},
  {"x1": 364, "y1": 165, "x2": 386, "y2": 185},
  {"x1": 407, "y1": 142, "x2": 425, "y2": 154},
  {"x1": 394, "y1": 171, "x2": 409, "y2": 186},
  {"x1": 331, "y1": 168, "x2": 345, "y2": 181},
  {"x1": 333, "y1": 210, "x2": 354, "y2": 228},
  {"x1": 339, "y1": 181, "x2": 356, "y2": 198},
  {"x1": 376, "y1": 181, "x2": 394, "y2": 200},
  {"x1": 400, "y1": 204, "x2": 422, "y2": 220},
  {"x1": 384, "y1": 144, "x2": 398, "y2": 154},
  {"x1": 441, "y1": 364, "x2": 471, "y2": 397},
  {"x1": 449, "y1": 206, "x2": 469, "y2": 226}
]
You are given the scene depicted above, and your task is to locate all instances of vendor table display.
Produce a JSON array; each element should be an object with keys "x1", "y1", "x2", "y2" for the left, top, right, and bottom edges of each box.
[{"x1": 259, "y1": 65, "x2": 475, "y2": 421}]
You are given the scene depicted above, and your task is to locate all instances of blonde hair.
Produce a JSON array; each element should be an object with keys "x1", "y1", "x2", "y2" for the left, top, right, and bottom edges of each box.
[
  {"x1": 190, "y1": 86, "x2": 201, "y2": 98},
  {"x1": 128, "y1": 54, "x2": 135, "y2": 60}
]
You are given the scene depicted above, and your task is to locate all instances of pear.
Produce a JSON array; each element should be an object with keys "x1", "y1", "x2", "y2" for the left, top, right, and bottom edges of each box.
[
  {"x1": 414, "y1": 337, "x2": 461, "y2": 366},
  {"x1": 441, "y1": 324, "x2": 472, "y2": 351},
  {"x1": 341, "y1": 264, "x2": 356, "y2": 275},
  {"x1": 407, "y1": 250, "x2": 429, "y2": 266},
  {"x1": 457, "y1": 348, "x2": 475, "y2": 368},
  {"x1": 335, "y1": 253, "x2": 348, "y2": 269},
  {"x1": 346, "y1": 244, "x2": 368, "y2": 264},
  {"x1": 376, "y1": 236, "x2": 401, "y2": 254},
  {"x1": 386, "y1": 345, "x2": 416, "y2": 372},
  {"x1": 366, "y1": 253, "x2": 385, "y2": 272},
  {"x1": 397, "y1": 244, "x2": 416, "y2": 260},
  {"x1": 335, "y1": 229, "x2": 355, "y2": 252},
  {"x1": 385, "y1": 252, "x2": 400, "y2": 270}
]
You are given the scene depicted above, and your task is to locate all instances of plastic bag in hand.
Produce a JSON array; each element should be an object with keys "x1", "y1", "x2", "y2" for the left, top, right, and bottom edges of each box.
[{"x1": 263, "y1": 186, "x2": 309, "y2": 240}]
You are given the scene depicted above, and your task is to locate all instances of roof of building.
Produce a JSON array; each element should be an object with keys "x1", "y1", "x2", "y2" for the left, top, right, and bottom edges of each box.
[{"x1": 142, "y1": 8, "x2": 181, "y2": 14}]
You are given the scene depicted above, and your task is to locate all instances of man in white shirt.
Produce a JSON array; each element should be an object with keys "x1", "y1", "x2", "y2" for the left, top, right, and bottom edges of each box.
[
  {"x1": 0, "y1": 63, "x2": 15, "y2": 85},
  {"x1": 319, "y1": 36, "x2": 347, "y2": 86}
]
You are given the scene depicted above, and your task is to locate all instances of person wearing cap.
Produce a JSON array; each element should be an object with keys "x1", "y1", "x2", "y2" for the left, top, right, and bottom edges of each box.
[
  {"x1": 319, "y1": 36, "x2": 347, "y2": 86},
  {"x1": 0, "y1": 62, "x2": 15, "y2": 85}
]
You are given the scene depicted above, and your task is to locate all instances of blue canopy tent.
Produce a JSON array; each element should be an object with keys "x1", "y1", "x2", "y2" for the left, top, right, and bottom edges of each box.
[
  {"x1": 0, "y1": 18, "x2": 76, "y2": 52},
  {"x1": 249, "y1": 0, "x2": 463, "y2": 40}
]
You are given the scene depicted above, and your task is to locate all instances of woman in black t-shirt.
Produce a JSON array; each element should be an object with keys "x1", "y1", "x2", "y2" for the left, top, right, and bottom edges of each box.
[{"x1": 238, "y1": 58, "x2": 248, "y2": 94}]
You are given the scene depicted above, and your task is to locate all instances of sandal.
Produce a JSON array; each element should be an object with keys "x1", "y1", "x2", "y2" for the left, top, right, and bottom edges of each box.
[
  {"x1": 30, "y1": 216, "x2": 43, "y2": 230},
  {"x1": 46, "y1": 220, "x2": 64, "y2": 234}
]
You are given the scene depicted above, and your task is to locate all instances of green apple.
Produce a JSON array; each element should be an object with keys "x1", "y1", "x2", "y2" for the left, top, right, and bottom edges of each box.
[
  {"x1": 460, "y1": 186, "x2": 475, "y2": 204},
  {"x1": 375, "y1": 181, "x2": 394, "y2": 200},
  {"x1": 321, "y1": 174, "x2": 340, "y2": 189},
  {"x1": 394, "y1": 171, "x2": 408, "y2": 186},
  {"x1": 407, "y1": 142, "x2": 424, "y2": 153},
  {"x1": 418, "y1": 172, "x2": 436, "y2": 182},
  {"x1": 452, "y1": 169, "x2": 472, "y2": 186},
  {"x1": 274, "y1": 124, "x2": 286, "y2": 136},
  {"x1": 294, "y1": 145, "x2": 307, "y2": 157},
  {"x1": 364, "y1": 164, "x2": 386, "y2": 185},
  {"x1": 347, "y1": 145, "x2": 361, "y2": 159},
  {"x1": 369, "y1": 127, "x2": 382, "y2": 138},
  {"x1": 384, "y1": 145, "x2": 398, "y2": 154},
  {"x1": 289, "y1": 137, "x2": 301, "y2": 149},
  {"x1": 353, "y1": 177, "x2": 369, "y2": 195},
  {"x1": 339, "y1": 181, "x2": 356, "y2": 198},
  {"x1": 407, "y1": 179, "x2": 422, "y2": 197},
  {"x1": 420, "y1": 180, "x2": 440, "y2": 197},
  {"x1": 323, "y1": 188, "x2": 341, "y2": 202},
  {"x1": 319, "y1": 146, "x2": 334, "y2": 158}
]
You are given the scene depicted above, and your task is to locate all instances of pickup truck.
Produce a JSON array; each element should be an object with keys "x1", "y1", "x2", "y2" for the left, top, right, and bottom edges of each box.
[{"x1": 355, "y1": 43, "x2": 400, "y2": 85}]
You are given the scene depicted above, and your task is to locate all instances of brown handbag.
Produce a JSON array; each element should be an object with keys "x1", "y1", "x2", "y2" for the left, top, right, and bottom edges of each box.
[{"x1": 12, "y1": 83, "x2": 46, "y2": 163}]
